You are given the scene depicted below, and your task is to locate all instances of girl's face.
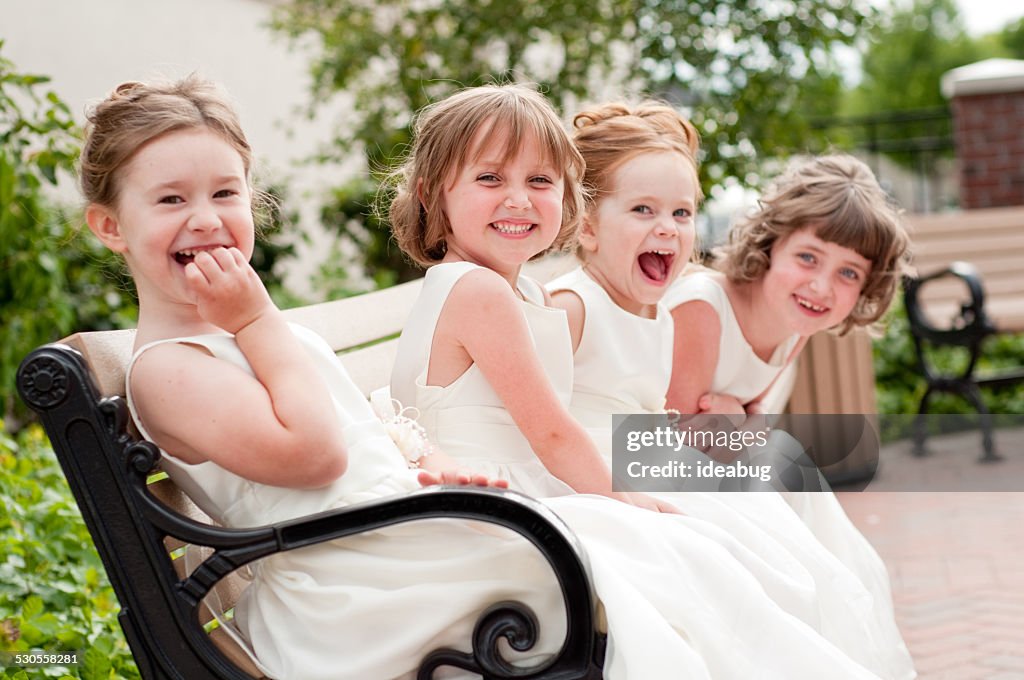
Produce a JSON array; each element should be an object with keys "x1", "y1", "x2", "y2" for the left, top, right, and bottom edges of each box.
[
  {"x1": 579, "y1": 151, "x2": 697, "y2": 317},
  {"x1": 439, "y1": 126, "x2": 564, "y2": 283},
  {"x1": 762, "y1": 226, "x2": 872, "y2": 336},
  {"x1": 92, "y1": 128, "x2": 254, "y2": 307}
]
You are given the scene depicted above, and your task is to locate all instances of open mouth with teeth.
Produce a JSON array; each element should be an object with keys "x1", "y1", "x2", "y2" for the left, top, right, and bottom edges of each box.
[
  {"x1": 637, "y1": 249, "x2": 676, "y2": 284},
  {"x1": 173, "y1": 246, "x2": 226, "y2": 266},
  {"x1": 491, "y1": 221, "x2": 535, "y2": 237},
  {"x1": 794, "y1": 295, "x2": 828, "y2": 315}
]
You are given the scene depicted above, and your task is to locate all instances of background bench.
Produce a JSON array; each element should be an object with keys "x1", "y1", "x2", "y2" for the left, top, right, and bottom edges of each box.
[
  {"x1": 900, "y1": 206, "x2": 1024, "y2": 459},
  {"x1": 16, "y1": 277, "x2": 606, "y2": 680}
]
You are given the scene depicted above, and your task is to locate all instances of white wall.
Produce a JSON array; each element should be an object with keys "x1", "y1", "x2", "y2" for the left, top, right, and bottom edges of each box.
[{"x1": 1, "y1": 0, "x2": 357, "y2": 298}]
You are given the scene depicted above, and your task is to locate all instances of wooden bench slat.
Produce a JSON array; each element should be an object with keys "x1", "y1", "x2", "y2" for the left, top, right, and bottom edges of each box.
[{"x1": 282, "y1": 279, "x2": 423, "y2": 352}]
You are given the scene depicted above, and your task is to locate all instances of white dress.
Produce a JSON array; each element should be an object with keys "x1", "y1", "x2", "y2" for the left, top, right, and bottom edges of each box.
[
  {"x1": 393, "y1": 262, "x2": 914, "y2": 679},
  {"x1": 662, "y1": 272, "x2": 801, "y2": 405},
  {"x1": 662, "y1": 270, "x2": 915, "y2": 678},
  {"x1": 546, "y1": 266, "x2": 673, "y2": 466},
  {"x1": 128, "y1": 321, "x2": 890, "y2": 680},
  {"x1": 391, "y1": 261, "x2": 576, "y2": 498}
]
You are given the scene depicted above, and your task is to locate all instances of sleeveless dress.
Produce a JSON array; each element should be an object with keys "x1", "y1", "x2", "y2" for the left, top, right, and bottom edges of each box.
[
  {"x1": 390, "y1": 261, "x2": 576, "y2": 497},
  {"x1": 663, "y1": 270, "x2": 915, "y2": 678},
  {"x1": 128, "y1": 320, "x2": 892, "y2": 679},
  {"x1": 393, "y1": 262, "x2": 914, "y2": 679},
  {"x1": 546, "y1": 266, "x2": 673, "y2": 466},
  {"x1": 662, "y1": 272, "x2": 800, "y2": 405}
]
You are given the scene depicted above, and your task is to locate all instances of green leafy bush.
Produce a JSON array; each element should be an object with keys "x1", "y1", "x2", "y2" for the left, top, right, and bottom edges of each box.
[{"x1": 0, "y1": 424, "x2": 139, "y2": 679}]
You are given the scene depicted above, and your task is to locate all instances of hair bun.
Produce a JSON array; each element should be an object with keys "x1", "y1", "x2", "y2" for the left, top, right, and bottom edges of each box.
[
  {"x1": 113, "y1": 81, "x2": 146, "y2": 99},
  {"x1": 572, "y1": 103, "x2": 632, "y2": 130}
]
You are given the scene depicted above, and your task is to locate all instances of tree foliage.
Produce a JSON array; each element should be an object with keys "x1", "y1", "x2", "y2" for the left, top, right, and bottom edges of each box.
[
  {"x1": 0, "y1": 42, "x2": 137, "y2": 426},
  {"x1": 847, "y1": 0, "x2": 982, "y2": 116},
  {"x1": 271, "y1": 0, "x2": 874, "y2": 281}
]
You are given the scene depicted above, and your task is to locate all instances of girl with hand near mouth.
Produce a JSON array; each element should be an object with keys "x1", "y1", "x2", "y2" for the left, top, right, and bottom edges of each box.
[{"x1": 546, "y1": 101, "x2": 701, "y2": 465}]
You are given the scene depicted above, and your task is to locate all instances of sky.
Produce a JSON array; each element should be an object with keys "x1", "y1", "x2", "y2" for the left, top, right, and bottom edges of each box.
[{"x1": 953, "y1": 0, "x2": 1021, "y2": 35}]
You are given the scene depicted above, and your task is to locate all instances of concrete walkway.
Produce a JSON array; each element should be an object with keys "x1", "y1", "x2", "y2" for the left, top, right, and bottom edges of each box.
[{"x1": 838, "y1": 426, "x2": 1024, "y2": 679}]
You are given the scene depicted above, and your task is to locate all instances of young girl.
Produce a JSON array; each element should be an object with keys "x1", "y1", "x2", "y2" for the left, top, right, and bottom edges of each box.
[
  {"x1": 546, "y1": 101, "x2": 700, "y2": 463},
  {"x1": 662, "y1": 153, "x2": 915, "y2": 677},
  {"x1": 80, "y1": 76, "x2": 892, "y2": 680},
  {"x1": 664, "y1": 154, "x2": 909, "y2": 416},
  {"x1": 388, "y1": 84, "x2": 914, "y2": 679},
  {"x1": 540, "y1": 105, "x2": 914, "y2": 679},
  {"x1": 387, "y1": 84, "x2": 670, "y2": 510}
]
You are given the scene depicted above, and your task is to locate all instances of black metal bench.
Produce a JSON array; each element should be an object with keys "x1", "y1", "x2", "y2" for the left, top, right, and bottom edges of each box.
[
  {"x1": 903, "y1": 261, "x2": 1024, "y2": 461},
  {"x1": 17, "y1": 340, "x2": 606, "y2": 680}
]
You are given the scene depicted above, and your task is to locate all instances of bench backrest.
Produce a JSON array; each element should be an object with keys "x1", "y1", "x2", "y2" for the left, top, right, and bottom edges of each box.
[
  {"x1": 68, "y1": 278, "x2": 426, "y2": 403},
  {"x1": 904, "y1": 206, "x2": 1024, "y2": 332}
]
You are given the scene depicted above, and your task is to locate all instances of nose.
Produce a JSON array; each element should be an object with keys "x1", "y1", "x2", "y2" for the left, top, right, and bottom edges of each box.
[
  {"x1": 504, "y1": 185, "x2": 532, "y2": 210},
  {"x1": 653, "y1": 216, "x2": 678, "y2": 238},
  {"x1": 186, "y1": 201, "x2": 223, "y2": 232},
  {"x1": 808, "y1": 270, "x2": 831, "y2": 297}
]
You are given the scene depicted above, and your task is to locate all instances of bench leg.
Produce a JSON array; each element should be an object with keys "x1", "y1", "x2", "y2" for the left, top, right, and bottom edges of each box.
[
  {"x1": 912, "y1": 388, "x2": 934, "y2": 457},
  {"x1": 962, "y1": 383, "x2": 1003, "y2": 463}
]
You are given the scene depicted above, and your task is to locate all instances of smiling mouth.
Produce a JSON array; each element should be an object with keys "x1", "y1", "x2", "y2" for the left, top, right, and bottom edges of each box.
[
  {"x1": 173, "y1": 246, "x2": 225, "y2": 266},
  {"x1": 491, "y1": 221, "x2": 535, "y2": 236},
  {"x1": 637, "y1": 249, "x2": 675, "y2": 283},
  {"x1": 795, "y1": 295, "x2": 828, "y2": 314}
]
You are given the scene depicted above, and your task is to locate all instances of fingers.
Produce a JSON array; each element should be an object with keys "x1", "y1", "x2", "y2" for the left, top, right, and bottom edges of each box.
[{"x1": 416, "y1": 469, "x2": 508, "y2": 488}]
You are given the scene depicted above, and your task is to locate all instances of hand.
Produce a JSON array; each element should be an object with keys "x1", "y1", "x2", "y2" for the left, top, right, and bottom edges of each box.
[
  {"x1": 697, "y1": 392, "x2": 746, "y2": 415},
  {"x1": 184, "y1": 247, "x2": 276, "y2": 334},
  {"x1": 416, "y1": 450, "x2": 509, "y2": 489},
  {"x1": 611, "y1": 491, "x2": 683, "y2": 514},
  {"x1": 417, "y1": 469, "x2": 510, "y2": 489}
]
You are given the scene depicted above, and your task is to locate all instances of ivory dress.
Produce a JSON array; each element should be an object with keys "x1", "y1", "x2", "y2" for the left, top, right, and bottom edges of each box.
[
  {"x1": 546, "y1": 265, "x2": 674, "y2": 465},
  {"x1": 128, "y1": 320, "x2": 892, "y2": 680},
  {"x1": 392, "y1": 262, "x2": 914, "y2": 679},
  {"x1": 663, "y1": 270, "x2": 915, "y2": 678}
]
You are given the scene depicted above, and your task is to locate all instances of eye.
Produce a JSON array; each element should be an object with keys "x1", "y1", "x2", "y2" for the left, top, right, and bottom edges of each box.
[
  {"x1": 214, "y1": 189, "x2": 238, "y2": 199},
  {"x1": 159, "y1": 195, "x2": 184, "y2": 205},
  {"x1": 839, "y1": 267, "x2": 861, "y2": 281},
  {"x1": 632, "y1": 205, "x2": 653, "y2": 215},
  {"x1": 673, "y1": 208, "x2": 692, "y2": 219},
  {"x1": 477, "y1": 173, "x2": 500, "y2": 184},
  {"x1": 530, "y1": 175, "x2": 554, "y2": 186},
  {"x1": 797, "y1": 252, "x2": 816, "y2": 264}
]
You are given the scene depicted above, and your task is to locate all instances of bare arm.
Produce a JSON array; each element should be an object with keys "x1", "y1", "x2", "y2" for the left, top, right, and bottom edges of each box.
[
  {"x1": 432, "y1": 270, "x2": 613, "y2": 494},
  {"x1": 666, "y1": 300, "x2": 723, "y2": 414},
  {"x1": 130, "y1": 248, "x2": 347, "y2": 488}
]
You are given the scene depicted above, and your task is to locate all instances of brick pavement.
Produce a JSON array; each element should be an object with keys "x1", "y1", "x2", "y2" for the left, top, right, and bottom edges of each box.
[{"x1": 837, "y1": 426, "x2": 1024, "y2": 679}]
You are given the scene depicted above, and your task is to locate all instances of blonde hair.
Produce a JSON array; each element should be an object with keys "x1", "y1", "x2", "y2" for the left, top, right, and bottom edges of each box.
[
  {"x1": 571, "y1": 101, "x2": 702, "y2": 258},
  {"x1": 388, "y1": 83, "x2": 586, "y2": 267},
  {"x1": 716, "y1": 154, "x2": 910, "y2": 334},
  {"x1": 80, "y1": 75, "x2": 253, "y2": 209}
]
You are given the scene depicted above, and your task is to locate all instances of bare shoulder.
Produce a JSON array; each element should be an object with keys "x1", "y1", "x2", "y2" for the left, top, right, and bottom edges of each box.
[
  {"x1": 671, "y1": 298, "x2": 722, "y2": 340},
  {"x1": 549, "y1": 289, "x2": 585, "y2": 353},
  {"x1": 130, "y1": 342, "x2": 214, "y2": 392},
  {"x1": 445, "y1": 267, "x2": 520, "y2": 317}
]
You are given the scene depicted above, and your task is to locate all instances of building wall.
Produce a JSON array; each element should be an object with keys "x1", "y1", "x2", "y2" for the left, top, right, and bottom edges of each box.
[
  {"x1": 1, "y1": 0, "x2": 356, "y2": 299},
  {"x1": 951, "y1": 92, "x2": 1024, "y2": 209}
]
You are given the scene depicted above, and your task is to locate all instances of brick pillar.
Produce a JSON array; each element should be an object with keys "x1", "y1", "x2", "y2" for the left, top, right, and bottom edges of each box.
[{"x1": 942, "y1": 59, "x2": 1024, "y2": 209}]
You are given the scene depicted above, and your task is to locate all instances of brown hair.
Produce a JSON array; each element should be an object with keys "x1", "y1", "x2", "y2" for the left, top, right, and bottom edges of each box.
[
  {"x1": 80, "y1": 75, "x2": 254, "y2": 209},
  {"x1": 571, "y1": 101, "x2": 702, "y2": 258},
  {"x1": 387, "y1": 83, "x2": 586, "y2": 267},
  {"x1": 716, "y1": 154, "x2": 910, "y2": 334}
]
